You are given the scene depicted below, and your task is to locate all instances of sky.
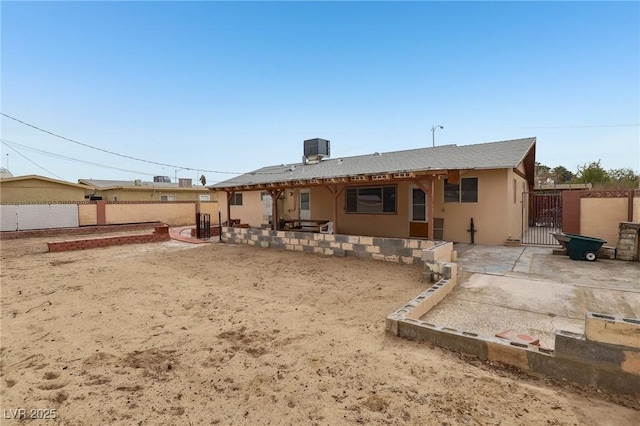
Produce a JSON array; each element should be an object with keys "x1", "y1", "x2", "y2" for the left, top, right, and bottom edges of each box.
[{"x1": 1, "y1": 1, "x2": 638, "y2": 185}]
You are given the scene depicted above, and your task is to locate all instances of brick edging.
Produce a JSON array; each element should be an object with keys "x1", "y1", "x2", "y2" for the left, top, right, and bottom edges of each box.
[{"x1": 1, "y1": 222, "x2": 164, "y2": 241}]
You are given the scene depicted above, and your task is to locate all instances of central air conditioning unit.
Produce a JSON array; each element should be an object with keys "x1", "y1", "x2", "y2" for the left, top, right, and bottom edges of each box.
[
  {"x1": 302, "y1": 138, "x2": 330, "y2": 165},
  {"x1": 178, "y1": 178, "x2": 192, "y2": 188},
  {"x1": 153, "y1": 176, "x2": 171, "y2": 183}
]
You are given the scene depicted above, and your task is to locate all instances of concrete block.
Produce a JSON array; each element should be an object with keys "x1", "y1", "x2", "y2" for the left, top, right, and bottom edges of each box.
[
  {"x1": 385, "y1": 255, "x2": 400, "y2": 263},
  {"x1": 295, "y1": 245, "x2": 303, "y2": 252},
  {"x1": 313, "y1": 247, "x2": 323, "y2": 254},
  {"x1": 401, "y1": 256, "x2": 414, "y2": 264},
  {"x1": 324, "y1": 234, "x2": 335, "y2": 242},
  {"x1": 335, "y1": 234, "x2": 349, "y2": 243},
  {"x1": 486, "y1": 341, "x2": 530, "y2": 371},
  {"x1": 360, "y1": 236, "x2": 373, "y2": 245},
  {"x1": 302, "y1": 245, "x2": 314, "y2": 253},
  {"x1": 248, "y1": 240, "x2": 256, "y2": 246},
  {"x1": 341, "y1": 243, "x2": 353, "y2": 251},
  {"x1": 286, "y1": 244, "x2": 294, "y2": 251},
  {"x1": 407, "y1": 239, "x2": 420, "y2": 249},
  {"x1": 330, "y1": 242, "x2": 341, "y2": 249},
  {"x1": 365, "y1": 245, "x2": 380, "y2": 254},
  {"x1": 622, "y1": 351, "x2": 640, "y2": 375},
  {"x1": 348, "y1": 236, "x2": 359, "y2": 244},
  {"x1": 260, "y1": 241, "x2": 269, "y2": 248},
  {"x1": 331, "y1": 249, "x2": 346, "y2": 257},
  {"x1": 412, "y1": 249, "x2": 422, "y2": 258},
  {"x1": 372, "y1": 253, "x2": 385, "y2": 261},
  {"x1": 585, "y1": 313, "x2": 640, "y2": 348}
]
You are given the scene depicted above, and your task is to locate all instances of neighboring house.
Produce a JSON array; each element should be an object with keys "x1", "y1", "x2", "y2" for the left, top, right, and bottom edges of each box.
[
  {"x1": 210, "y1": 137, "x2": 536, "y2": 245},
  {"x1": 78, "y1": 178, "x2": 215, "y2": 202},
  {"x1": 0, "y1": 175, "x2": 91, "y2": 203}
]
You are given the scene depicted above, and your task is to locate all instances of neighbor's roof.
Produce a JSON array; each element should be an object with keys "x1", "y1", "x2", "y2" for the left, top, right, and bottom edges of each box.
[
  {"x1": 0, "y1": 174, "x2": 92, "y2": 189},
  {"x1": 78, "y1": 179, "x2": 208, "y2": 191},
  {"x1": 210, "y1": 137, "x2": 536, "y2": 189}
]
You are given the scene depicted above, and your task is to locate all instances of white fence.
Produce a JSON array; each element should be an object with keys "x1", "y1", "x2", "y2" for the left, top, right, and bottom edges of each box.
[{"x1": 1, "y1": 204, "x2": 79, "y2": 231}]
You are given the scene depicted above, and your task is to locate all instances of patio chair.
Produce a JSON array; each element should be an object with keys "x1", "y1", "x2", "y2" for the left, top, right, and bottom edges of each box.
[{"x1": 319, "y1": 221, "x2": 334, "y2": 235}]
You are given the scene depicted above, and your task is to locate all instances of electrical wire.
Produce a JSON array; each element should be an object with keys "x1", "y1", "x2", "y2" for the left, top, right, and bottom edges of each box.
[
  {"x1": 1, "y1": 112, "x2": 286, "y2": 175},
  {"x1": 1, "y1": 142, "x2": 64, "y2": 180},
  {"x1": 2, "y1": 139, "x2": 158, "y2": 177}
]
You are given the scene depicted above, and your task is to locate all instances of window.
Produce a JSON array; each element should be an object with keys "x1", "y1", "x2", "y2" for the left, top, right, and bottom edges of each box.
[
  {"x1": 229, "y1": 193, "x2": 243, "y2": 206},
  {"x1": 199, "y1": 194, "x2": 211, "y2": 202},
  {"x1": 444, "y1": 178, "x2": 478, "y2": 203},
  {"x1": 160, "y1": 195, "x2": 175, "y2": 202},
  {"x1": 346, "y1": 185, "x2": 396, "y2": 214}
]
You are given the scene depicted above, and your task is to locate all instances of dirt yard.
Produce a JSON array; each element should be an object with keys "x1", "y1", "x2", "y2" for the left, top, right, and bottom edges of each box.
[{"x1": 1, "y1": 235, "x2": 638, "y2": 425}]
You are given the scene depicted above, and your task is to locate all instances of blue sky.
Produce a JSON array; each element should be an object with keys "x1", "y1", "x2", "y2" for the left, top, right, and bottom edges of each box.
[{"x1": 1, "y1": 1, "x2": 638, "y2": 184}]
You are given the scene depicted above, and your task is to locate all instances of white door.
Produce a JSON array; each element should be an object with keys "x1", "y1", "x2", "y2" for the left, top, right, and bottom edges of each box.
[{"x1": 299, "y1": 190, "x2": 310, "y2": 220}]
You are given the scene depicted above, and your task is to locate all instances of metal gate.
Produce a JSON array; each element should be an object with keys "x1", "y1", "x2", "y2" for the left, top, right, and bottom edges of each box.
[
  {"x1": 196, "y1": 213, "x2": 211, "y2": 239},
  {"x1": 521, "y1": 191, "x2": 562, "y2": 245}
]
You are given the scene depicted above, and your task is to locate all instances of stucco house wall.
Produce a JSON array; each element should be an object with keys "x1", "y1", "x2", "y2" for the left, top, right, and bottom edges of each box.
[
  {"x1": 1, "y1": 176, "x2": 89, "y2": 203},
  {"x1": 217, "y1": 191, "x2": 264, "y2": 227}
]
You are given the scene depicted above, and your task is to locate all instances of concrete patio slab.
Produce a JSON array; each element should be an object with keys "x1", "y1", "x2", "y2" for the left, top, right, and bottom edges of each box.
[{"x1": 421, "y1": 245, "x2": 640, "y2": 348}]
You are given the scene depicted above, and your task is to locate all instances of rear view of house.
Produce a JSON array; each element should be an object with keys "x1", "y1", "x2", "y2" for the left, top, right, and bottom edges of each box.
[{"x1": 210, "y1": 137, "x2": 536, "y2": 245}]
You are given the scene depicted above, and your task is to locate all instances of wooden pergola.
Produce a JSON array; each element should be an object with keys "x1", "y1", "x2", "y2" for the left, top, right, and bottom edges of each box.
[{"x1": 213, "y1": 170, "x2": 469, "y2": 240}]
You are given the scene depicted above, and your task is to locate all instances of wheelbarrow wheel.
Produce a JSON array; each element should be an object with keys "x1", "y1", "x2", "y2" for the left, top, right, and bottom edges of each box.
[{"x1": 584, "y1": 251, "x2": 597, "y2": 261}]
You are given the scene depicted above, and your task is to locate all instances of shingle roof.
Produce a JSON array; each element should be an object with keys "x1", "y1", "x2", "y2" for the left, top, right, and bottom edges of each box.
[{"x1": 210, "y1": 137, "x2": 536, "y2": 189}]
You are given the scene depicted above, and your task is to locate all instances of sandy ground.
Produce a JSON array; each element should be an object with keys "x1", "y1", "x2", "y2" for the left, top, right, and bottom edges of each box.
[{"x1": 1, "y1": 235, "x2": 639, "y2": 425}]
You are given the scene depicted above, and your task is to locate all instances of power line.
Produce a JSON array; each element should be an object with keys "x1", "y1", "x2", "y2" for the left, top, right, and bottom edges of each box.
[
  {"x1": 2, "y1": 138, "x2": 158, "y2": 177},
  {"x1": 1, "y1": 142, "x2": 64, "y2": 180},
  {"x1": 1, "y1": 112, "x2": 286, "y2": 176}
]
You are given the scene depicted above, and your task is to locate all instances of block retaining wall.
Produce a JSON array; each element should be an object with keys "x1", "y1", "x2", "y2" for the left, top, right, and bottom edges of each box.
[
  {"x1": 47, "y1": 226, "x2": 170, "y2": 252},
  {"x1": 387, "y1": 299, "x2": 640, "y2": 395},
  {"x1": 222, "y1": 227, "x2": 453, "y2": 274}
]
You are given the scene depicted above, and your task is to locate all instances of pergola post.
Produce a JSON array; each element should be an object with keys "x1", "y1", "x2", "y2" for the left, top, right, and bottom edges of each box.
[
  {"x1": 226, "y1": 190, "x2": 235, "y2": 227},
  {"x1": 267, "y1": 189, "x2": 284, "y2": 230},
  {"x1": 325, "y1": 184, "x2": 345, "y2": 234}
]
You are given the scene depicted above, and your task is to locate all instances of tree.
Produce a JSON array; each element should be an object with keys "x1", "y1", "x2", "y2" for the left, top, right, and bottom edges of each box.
[
  {"x1": 551, "y1": 166, "x2": 574, "y2": 184},
  {"x1": 608, "y1": 168, "x2": 639, "y2": 189},
  {"x1": 535, "y1": 162, "x2": 552, "y2": 184},
  {"x1": 199, "y1": 174, "x2": 207, "y2": 186},
  {"x1": 575, "y1": 160, "x2": 610, "y2": 186}
]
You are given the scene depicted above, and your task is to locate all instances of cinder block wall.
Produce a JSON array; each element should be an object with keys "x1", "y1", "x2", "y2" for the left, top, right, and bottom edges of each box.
[{"x1": 223, "y1": 227, "x2": 440, "y2": 265}]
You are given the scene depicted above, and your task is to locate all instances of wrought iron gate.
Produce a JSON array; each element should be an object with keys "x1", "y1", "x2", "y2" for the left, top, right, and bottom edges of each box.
[
  {"x1": 521, "y1": 191, "x2": 562, "y2": 245},
  {"x1": 196, "y1": 212, "x2": 211, "y2": 239}
]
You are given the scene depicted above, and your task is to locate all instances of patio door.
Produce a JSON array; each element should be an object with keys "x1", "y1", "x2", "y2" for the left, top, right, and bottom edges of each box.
[
  {"x1": 299, "y1": 190, "x2": 310, "y2": 220},
  {"x1": 409, "y1": 186, "x2": 429, "y2": 238}
]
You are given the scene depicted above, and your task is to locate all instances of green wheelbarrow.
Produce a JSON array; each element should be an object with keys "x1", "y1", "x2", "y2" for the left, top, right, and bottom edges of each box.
[{"x1": 552, "y1": 233, "x2": 607, "y2": 261}]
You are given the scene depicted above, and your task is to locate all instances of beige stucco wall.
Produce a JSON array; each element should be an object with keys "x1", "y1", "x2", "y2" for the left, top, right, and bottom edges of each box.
[
  {"x1": 78, "y1": 204, "x2": 98, "y2": 226},
  {"x1": 309, "y1": 184, "x2": 411, "y2": 238},
  {"x1": 434, "y1": 169, "x2": 511, "y2": 245},
  {"x1": 634, "y1": 196, "x2": 640, "y2": 223},
  {"x1": 581, "y1": 198, "x2": 629, "y2": 246},
  {"x1": 0, "y1": 179, "x2": 87, "y2": 203},
  {"x1": 199, "y1": 201, "x2": 221, "y2": 223},
  {"x1": 286, "y1": 168, "x2": 515, "y2": 244},
  {"x1": 105, "y1": 203, "x2": 195, "y2": 226},
  {"x1": 94, "y1": 188, "x2": 213, "y2": 202},
  {"x1": 506, "y1": 169, "x2": 528, "y2": 241},
  {"x1": 217, "y1": 191, "x2": 265, "y2": 227}
]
